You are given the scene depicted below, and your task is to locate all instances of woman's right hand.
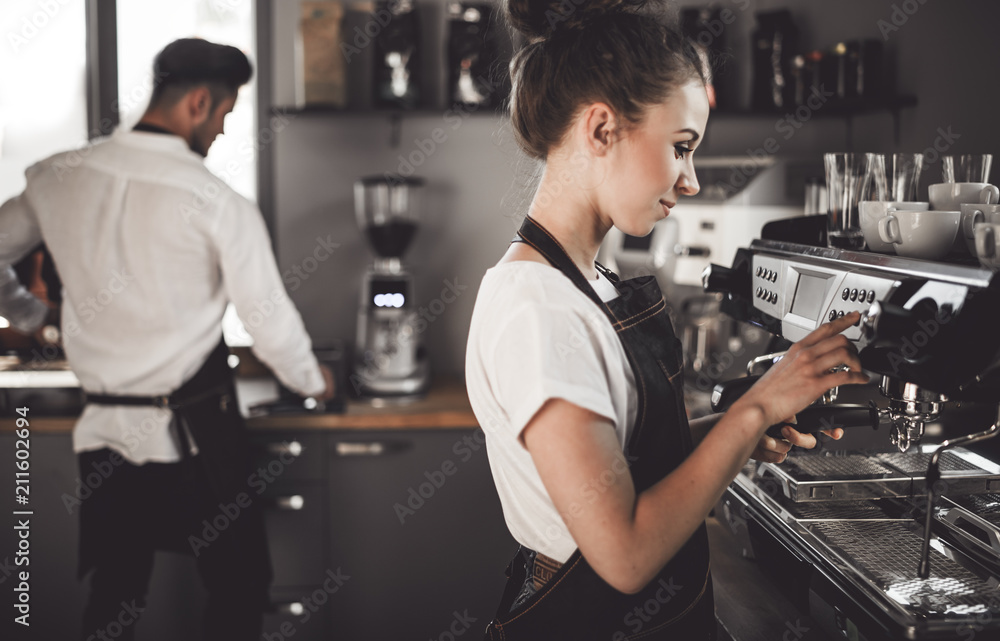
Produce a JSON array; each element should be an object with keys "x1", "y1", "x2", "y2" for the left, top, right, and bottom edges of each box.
[{"x1": 737, "y1": 311, "x2": 870, "y2": 429}]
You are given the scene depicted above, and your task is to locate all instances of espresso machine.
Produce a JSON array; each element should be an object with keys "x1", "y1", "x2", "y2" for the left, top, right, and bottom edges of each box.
[
  {"x1": 703, "y1": 216, "x2": 1000, "y2": 639},
  {"x1": 352, "y1": 176, "x2": 430, "y2": 400}
]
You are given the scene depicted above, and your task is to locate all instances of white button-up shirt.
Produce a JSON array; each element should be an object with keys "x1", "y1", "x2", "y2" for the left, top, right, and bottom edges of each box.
[{"x1": 0, "y1": 129, "x2": 325, "y2": 463}]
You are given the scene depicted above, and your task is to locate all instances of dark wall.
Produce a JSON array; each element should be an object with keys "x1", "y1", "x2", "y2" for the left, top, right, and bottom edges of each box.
[{"x1": 268, "y1": 0, "x2": 1000, "y2": 375}]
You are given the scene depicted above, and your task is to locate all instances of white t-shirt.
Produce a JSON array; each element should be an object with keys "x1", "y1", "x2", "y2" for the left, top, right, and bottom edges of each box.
[{"x1": 466, "y1": 261, "x2": 636, "y2": 563}]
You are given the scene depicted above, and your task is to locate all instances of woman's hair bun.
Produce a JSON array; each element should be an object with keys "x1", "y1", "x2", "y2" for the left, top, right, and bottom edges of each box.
[{"x1": 505, "y1": 0, "x2": 654, "y2": 41}]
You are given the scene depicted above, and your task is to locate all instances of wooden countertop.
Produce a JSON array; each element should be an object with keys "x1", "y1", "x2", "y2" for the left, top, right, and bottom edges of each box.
[
  {"x1": 0, "y1": 378, "x2": 479, "y2": 433},
  {"x1": 247, "y1": 378, "x2": 478, "y2": 430}
]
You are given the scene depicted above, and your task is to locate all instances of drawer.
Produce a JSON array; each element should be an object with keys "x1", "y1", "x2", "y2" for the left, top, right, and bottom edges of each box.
[
  {"x1": 260, "y1": 481, "x2": 327, "y2": 587},
  {"x1": 249, "y1": 431, "x2": 325, "y2": 481}
]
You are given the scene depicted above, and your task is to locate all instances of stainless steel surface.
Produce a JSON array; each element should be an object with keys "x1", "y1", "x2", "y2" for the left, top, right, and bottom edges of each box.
[
  {"x1": 334, "y1": 441, "x2": 387, "y2": 457},
  {"x1": 0, "y1": 358, "x2": 80, "y2": 388},
  {"x1": 878, "y1": 377, "x2": 949, "y2": 453},
  {"x1": 265, "y1": 440, "x2": 303, "y2": 457},
  {"x1": 918, "y1": 412, "x2": 1000, "y2": 578},
  {"x1": 809, "y1": 520, "x2": 1000, "y2": 616},
  {"x1": 713, "y1": 234, "x2": 1000, "y2": 637},
  {"x1": 749, "y1": 238, "x2": 994, "y2": 289},
  {"x1": 730, "y1": 463, "x2": 1000, "y2": 638},
  {"x1": 753, "y1": 449, "x2": 1000, "y2": 503}
]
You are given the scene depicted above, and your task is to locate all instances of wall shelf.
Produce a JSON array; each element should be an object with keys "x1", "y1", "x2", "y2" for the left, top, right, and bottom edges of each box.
[
  {"x1": 708, "y1": 95, "x2": 917, "y2": 148},
  {"x1": 270, "y1": 105, "x2": 507, "y2": 147}
]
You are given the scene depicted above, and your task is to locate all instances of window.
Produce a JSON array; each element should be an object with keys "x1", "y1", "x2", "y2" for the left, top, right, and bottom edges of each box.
[{"x1": 116, "y1": 0, "x2": 257, "y2": 201}]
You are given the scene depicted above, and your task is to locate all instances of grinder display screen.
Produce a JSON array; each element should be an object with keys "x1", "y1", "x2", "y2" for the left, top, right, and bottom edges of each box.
[
  {"x1": 791, "y1": 272, "x2": 831, "y2": 320},
  {"x1": 371, "y1": 280, "x2": 408, "y2": 308}
]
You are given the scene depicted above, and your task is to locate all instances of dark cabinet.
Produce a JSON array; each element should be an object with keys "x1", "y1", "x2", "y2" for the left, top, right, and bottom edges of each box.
[
  {"x1": 0, "y1": 433, "x2": 85, "y2": 640},
  {"x1": 325, "y1": 429, "x2": 516, "y2": 640},
  {"x1": 0, "y1": 426, "x2": 516, "y2": 641}
]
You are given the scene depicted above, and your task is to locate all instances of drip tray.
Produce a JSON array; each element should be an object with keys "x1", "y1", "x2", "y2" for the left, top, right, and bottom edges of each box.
[
  {"x1": 751, "y1": 448, "x2": 1000, "y2": 502},
  {"x1": 807, "y1": 520, "x2": 1000, "y2": 618}
]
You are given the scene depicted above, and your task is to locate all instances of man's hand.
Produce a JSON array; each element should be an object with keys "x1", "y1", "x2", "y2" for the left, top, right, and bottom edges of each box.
[
  {"x1": 32, "y1": 305, "x2": 60, "y2": 346},
  {"x1": 318, "y1": 364, "x2": 336, "y2": 400}
]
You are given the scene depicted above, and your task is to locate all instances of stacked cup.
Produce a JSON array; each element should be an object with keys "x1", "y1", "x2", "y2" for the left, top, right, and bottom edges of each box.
[
  {"x1": 931, "y1": 154, "x2": 998, "y2": 267},
  {"x1": 859, "y1": 152, "x2": 959, "y2": 260}
]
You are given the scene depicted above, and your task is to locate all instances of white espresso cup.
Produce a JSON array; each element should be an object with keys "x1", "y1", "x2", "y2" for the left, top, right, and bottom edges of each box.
[
  {"x1": 928, "y1": 182, "x2": 999, "y2": 211},
  {"x1": 959, "y1": 203, "x2": 1000, "y2": 254},
  {"x1": 878, "y1": 209, "x2": 961, "y2": 260},
  {"x1": 860, "y1": 201, "x2": 929, "y2": 253},
  {"x1": 974, "y1": 222, "x2": 1000, "y2": 270}
]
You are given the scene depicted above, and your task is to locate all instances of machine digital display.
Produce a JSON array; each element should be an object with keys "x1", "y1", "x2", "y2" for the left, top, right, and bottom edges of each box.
[
  {"x1": 790, "y1": 272, "x2": 831, "y2": 320},
  {"x1": 371, "y1": 280, "x2": 408, "y2": 308}
]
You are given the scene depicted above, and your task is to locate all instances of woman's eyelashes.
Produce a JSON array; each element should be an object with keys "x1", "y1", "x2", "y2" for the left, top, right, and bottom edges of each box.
[{"x1": 673, "y1": 143, "x2": 694, "y2": 159}]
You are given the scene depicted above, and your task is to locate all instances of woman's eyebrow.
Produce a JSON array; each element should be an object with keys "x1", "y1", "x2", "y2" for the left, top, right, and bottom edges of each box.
[{"x1": 676, "y1": 128, "x2": 701, "y2": 141}]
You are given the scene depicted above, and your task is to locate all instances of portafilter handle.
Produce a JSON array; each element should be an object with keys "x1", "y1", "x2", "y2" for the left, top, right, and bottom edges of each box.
[
  {"x1": 710, "y1": 375, "x2": 760, "y2": 413},
  {"x1": 711, "y1": 376, "x2": 879, "y2": 438},
  {"x1": 764, "y1": 405, "x2": 879, "y2": 439}
]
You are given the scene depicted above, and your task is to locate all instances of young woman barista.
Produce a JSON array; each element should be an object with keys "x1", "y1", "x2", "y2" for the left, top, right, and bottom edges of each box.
[{"x1": 465, "y1": 1, "x2": 868, "y2": 638}]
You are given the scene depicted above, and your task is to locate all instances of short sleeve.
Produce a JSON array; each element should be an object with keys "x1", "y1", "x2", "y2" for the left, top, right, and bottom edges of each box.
[{"x1": 491, "y1": 301, "x2": 618, "y2": 441}]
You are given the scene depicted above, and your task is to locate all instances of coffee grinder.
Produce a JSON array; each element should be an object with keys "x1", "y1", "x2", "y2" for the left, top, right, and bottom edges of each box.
[{"x1": 352, "y1": 176, "x2": 430, "y2": 400}]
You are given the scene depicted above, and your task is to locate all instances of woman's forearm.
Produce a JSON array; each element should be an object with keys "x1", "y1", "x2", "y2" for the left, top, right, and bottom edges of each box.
[{"x1": 688, "y1": 413, "x2": 722, "y2": 447}]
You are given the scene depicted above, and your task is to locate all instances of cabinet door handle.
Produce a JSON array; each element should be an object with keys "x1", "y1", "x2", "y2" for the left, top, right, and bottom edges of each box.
[
  {"x1": 272, "y1": 495, "x2": 305, "y2": 511},
  {"x1": 271, "y1": 601, "x2": 305, "y2": 616},
  {"x1": 266, "y1": 440, "x2": 303, "y2": 457},
  {"x1": 335, "y1": 441, "x2": 386, "y2": 456}
]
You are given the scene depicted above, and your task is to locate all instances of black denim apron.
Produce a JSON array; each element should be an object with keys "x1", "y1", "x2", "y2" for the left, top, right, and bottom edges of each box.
[
  {"x1": 485, "y1": 217, "x2": 715, "y2": 640},
  {"x1": 79, "y1": 339, "x2": 258, "y2": 575}
]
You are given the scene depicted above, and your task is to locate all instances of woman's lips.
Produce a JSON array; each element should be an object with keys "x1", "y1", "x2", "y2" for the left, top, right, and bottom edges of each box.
[{"x1": 659, "y1": 200, "x2": 675, "y2": 215}]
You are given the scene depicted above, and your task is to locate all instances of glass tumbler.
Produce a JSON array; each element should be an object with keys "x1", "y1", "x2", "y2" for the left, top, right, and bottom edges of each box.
[
  {"x1": 824, "y1": 152, "x2": 865, "y2": 250},
  {"x1": 959, "y1": 154, "x2": 993, "y2": 183},
  {"x1": 892, "y1": 153, "x2": 923, "y2": 202}
]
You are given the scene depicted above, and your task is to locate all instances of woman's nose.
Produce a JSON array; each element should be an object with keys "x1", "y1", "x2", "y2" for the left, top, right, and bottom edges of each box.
[{"x1": 677, "y1": 165, "x2": 700, "y2": 197}]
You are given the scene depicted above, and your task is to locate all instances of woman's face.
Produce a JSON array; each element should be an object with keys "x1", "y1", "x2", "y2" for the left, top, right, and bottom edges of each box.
[{"x1": 600, "y1": 80, "x2": 710, "y2": 237}]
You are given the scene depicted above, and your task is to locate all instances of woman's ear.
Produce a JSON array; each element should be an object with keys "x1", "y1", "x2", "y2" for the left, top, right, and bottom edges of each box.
[{"x1": 579, "y1": 103, "x2": 618, "y2": 156}]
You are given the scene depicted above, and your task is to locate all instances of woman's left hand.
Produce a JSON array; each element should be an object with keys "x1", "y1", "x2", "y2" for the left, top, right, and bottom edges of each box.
[{"x1": 750, "y1": 422, "x2": 844, "y2": 464}]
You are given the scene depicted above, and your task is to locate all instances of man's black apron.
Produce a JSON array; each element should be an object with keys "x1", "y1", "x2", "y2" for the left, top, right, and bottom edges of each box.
[
  {"x1": 78, "y1": 339, "x2": 259, "y2": 577},
  {"x1": 485, "y1": 217, "x2": 715, "y2": 640}
]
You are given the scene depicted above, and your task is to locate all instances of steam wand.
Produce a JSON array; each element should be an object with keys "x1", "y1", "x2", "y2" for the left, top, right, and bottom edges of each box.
[{"x1": 917, "y1": 405, "x2": 1000, "y2": 579}]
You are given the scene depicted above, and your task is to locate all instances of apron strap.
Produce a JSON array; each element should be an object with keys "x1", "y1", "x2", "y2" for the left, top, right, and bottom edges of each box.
[
  {"x1": 84, "y1": 384, "x2": 231, "y2": 410},
  {"x1": 514, "y1": 216, "x2": 614, "y2": 313}
]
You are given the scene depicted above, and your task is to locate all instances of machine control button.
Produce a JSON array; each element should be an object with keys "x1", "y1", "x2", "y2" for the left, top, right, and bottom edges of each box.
[
  {"x1": 842, "y1": 288, "x2": 850, "y2": 301},
  {"x1": 857, "y1": 289, "x2": 867, "y2": 302},
  {"x1": 756, "y1": 287, "x2": 763, "y2": 298},
  {"x1": 867, "y1": 290, "x2": 876, "y2": 303},
  {"x1": 769, "y1": 292, "x2": 777, "y2": 304},
  {"x1": 756, "y1": 266, "x2": 763, "y2": 277},
  {"x1": 850, "y1": 289, "x2": 858, "y2": 302},
  {"x1": 838, "y1": 311, "x2": 845, "y2": 318},
  {"x1": 829, "y1": 310, "x2": 837, "y2": 321}
]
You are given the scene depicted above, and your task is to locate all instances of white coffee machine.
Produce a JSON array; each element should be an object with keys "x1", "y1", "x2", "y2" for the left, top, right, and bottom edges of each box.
[{"x1": 352, "y1": 176, "x2": 430, "y2": 400}]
